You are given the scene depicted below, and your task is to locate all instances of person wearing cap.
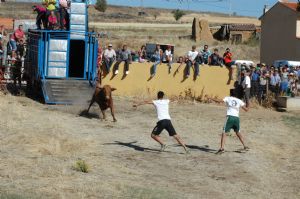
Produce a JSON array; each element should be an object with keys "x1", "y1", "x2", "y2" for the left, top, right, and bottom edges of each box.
[
  {"x1": 114, "y1": 44, "x2": 132, "y2": 75},
  {"x1": 250, "y1": 66, "x2": 260, "y2": 98},
  {"x1": 103, "y1": 44, "x2": 116, "y2": 73},
  {"x1": 242, "y1": 69, "x2": 251, "y2": 108}
]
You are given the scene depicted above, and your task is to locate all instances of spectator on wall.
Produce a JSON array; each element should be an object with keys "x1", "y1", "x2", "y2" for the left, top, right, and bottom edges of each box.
[
  {"x1": 223, "y1": 48, "x2": 234, "y2": 81},
  {"x1": 58, "y1": 0, "x2": 69, "y2": 30},
  {"x1": 103, "y1": 44, "x2": 116, "y2": 73},
  {"x1": 208, "y1": 48, "x2": 223, "y2": 67},
  {"x1": 200, "y1": 44, "x2": 211, "y2": 65},
  {"x1": 48, "y1": 10, "x2": 58, "y2": 30},
  {"x1": 114, "y1": 44, "x2": 132, "y2": 75},
  {"x1": 185, "y1": 45, "x2": 200, "y2": 79},
  {"x1": 138, "y1": 45, "x2": 147, "y2": 63},
  {"x1": 150, "y1": 44, "x2": 163, "y2": 77},
  {"x1": 163, "y1": 45, "x2": 173, "y2": 74}
]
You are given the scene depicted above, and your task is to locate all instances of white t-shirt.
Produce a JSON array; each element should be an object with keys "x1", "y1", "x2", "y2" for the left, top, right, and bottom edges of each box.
[
  {"x1": 223, "y1": 97, "x2": 245, "y2": 117},
  {"x1": 243, "y1": 76, "x2": 251, "y2": 88},
  {"x1": 163, "y1": 50, "x2": 173, "y2": 61},
  {"x1": 187, "y1": 50, "x2": 199, "y2": 62},
  {"x1": 104, "y1": 49, "x2": 116, "y2": 58},
  {"x1": 153, "y1": 99, "x2": 171, "y2": 121}
]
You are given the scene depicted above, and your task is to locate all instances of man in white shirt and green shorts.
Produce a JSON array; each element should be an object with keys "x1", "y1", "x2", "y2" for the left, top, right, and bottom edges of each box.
[
  {"x1": 133, "y1": 91, "x2": 189, "y2": 153},
  {"x1": 216, "y1": 93, "x2": 250, "y2": 154}
]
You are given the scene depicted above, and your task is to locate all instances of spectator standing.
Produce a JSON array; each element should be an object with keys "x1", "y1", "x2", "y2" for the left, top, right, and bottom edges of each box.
[
  {"x1": 10, "y1": 25, "x2": 25, "y2": 61},
  {"x1": 270, "y1": 69, "x2": 281, "y2": 95},
  {"x1": 163, "y1": 45, "x2": 173, "y2": 74},
  {"x1": 138, "y1": 45, "x2": 147, "y2": 63},
  {"x1": 48, "y1": 11, "x2": 58, "y2": 30},
  {"x1": 280, "y1": 67, "x2": 289, "y2": 95},
  {"x1": 242, "y1": 70, "x2": 251, "y2": 108},
  {"x1": 0, "y1": 25, "x2": 8, "y2": 66},
  {"x1": 114, "y1": 44, "x2": 132, "y2": 75},
  {"x1": 32, "y1": 5, "x2": 47, "y2": 29},
  {"x1": 0, "y1": 35, "x2": 3, "y2": 67},
  {"x1": 209, "y1": 48, "x2": 223, "y2": 67},
  {"x1": 58, "y1": 0, "x2": 69, "y2": 30},
  {"x1": 250, "y1": 66, "x2": 260, "y2": 98},
  {"x1": 258, "y1": 72, "x2": 267, "y2": 104},
  {"x1": 43, "y1": 0, "x2": 56, "y2": 23},
  {"x1": 150, "y1": 44, "x2": 163, "y2": 77},
  {"x1": 185, "y1": 45, "x2": 200, "y2": 78},
  {"x1": 223, "y1": 48, "x2": 234, "y2": 80},
  {"x1": 103, "y1": 44, "x2": 116, "y2": 73},
  {"x1": 200, "y1": 45, "x2": 211, "y2": 65}
]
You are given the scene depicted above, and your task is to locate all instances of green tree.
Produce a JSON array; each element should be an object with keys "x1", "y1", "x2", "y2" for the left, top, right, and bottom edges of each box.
[
  {"x1": 95, "y1": 0, "x2": 107, "y2": 13},
  {"x1": 172, "y1": 9, "x2": 185, "y2": 21}
]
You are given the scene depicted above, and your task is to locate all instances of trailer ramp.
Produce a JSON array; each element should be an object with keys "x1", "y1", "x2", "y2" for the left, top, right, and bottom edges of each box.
[{"x1": 42, "y1": 79, "x2": 94, "y2": 104}]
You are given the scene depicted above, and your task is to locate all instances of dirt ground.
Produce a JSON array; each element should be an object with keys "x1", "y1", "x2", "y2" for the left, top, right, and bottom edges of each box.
[{"x1": 0, "y1": 93, "x2": 299, "y2": 199}]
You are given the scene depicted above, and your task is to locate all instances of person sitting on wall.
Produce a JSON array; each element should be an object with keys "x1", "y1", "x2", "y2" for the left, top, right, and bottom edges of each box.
[
  {"x1": 150, "y1": 44, "x2": 163, "y2": 77},
  {"x1": 185, "y1": 45, "x2": 200, "y2": 79},
  {"x1": 163, "y1": 45, "x2": 173, "y2": 74},
  {"x1": 32, "y1": 5, "x2": 47, "y2": 29},
  {"x1": 200, "y1": 44, "x2": 211, "y2": 65},
  {"x1": 114, "y1": 44, "x2": 132, "y2": 75},
  {"x1": 48, "y1": 11, "x2": 58, "y2": 30},
  {"x1": 103, "y1": 44, "x2": 116, "y2": 73},
  {"x1": 9, "y1": 25, "x2": 25, "y2": 62},
  {"x1": 223, "y1": 48, "x2": 235, "y2": 82},
  {"x1": 209, "y1": 48, "x2": 223, "y2": 67},
  {"x1": 138, "y1": 45, "x2": 147, "y2": 63}
]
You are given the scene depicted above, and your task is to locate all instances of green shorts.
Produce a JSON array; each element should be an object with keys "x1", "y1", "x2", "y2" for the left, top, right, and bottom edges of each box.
[{"x1": 223, "y1": 115, "x2": 240, "y2": 133}]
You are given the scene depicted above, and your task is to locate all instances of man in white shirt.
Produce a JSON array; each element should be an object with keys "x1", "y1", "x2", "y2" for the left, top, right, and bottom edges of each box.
[
  {"x1": 214, "y1": 92, "x2": 249, "y2": 154},
  {"x1": 133, "y1": 91, "x2": 189, "y2": 153},
  {"x1": 242, "y1": 70, "x2": 251, "y2": 108},
  {"x1": 185, "y1": 45, "x2": 200, "y2": 79},
  {"x1": 104, "y1": 44, "x2": 116, "y2": 73}
]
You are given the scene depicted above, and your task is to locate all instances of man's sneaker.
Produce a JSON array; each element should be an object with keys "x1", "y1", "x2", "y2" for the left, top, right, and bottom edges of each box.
[
  {"x1": 185, "y1": 75, "x2": 189, "y2": 78},
  {"x1": 114, "y1": 70, "x2": 119, "y2": 75},
  {"x1": 160, "y1": 144, "x2": 167, "y2": 152},
  {"x1": 125, "y1": 71, "x2": 129, "y2": 75},
  {"x1": 184, "y1": 148, "x2": 190, "y2": 154}
]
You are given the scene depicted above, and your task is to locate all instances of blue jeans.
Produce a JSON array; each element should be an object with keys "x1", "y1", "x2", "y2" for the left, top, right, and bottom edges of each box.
[
  {"x1": 185, "y1": 60, "x2": 200, "y2": 77},
  {"x1": 104, "y1": 57, "x2": 115, "y2": 72},
  {"x1": 9, "y1": 40, "x2": 17, "y2": 51},
  {"x1": 151, "y1": 56, "x2": 160, "y2": 75}
]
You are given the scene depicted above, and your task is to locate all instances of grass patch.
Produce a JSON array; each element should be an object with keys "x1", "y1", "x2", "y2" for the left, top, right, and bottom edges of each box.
[
  {"x1": 282, "y1": 115, "x2": 300, "y2": 130},
  {"x1": 73, "y1": 159, "x2": 89, "y2": 173}
]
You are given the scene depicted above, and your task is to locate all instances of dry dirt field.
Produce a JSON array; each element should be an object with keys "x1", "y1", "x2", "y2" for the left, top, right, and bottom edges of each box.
[{"x1": 0, "y1": 92, "x2": 299, "y2": 199}]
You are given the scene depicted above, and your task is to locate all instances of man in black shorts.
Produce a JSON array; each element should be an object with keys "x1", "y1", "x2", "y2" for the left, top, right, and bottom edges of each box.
[{"x1": 133, "y1": 91, "x2": 189, "y2": 153}]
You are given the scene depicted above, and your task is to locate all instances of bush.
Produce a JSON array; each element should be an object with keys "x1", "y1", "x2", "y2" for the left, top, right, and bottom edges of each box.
[
  {"x1": 172, "y1": 9, "x2": 185, "y2": 21},
  {"x1": 73, "y1": 159, "x2": 89, "y2": 173},
  {"x1": 95, "y1": 0, "x2": 107, "y2": 13}
]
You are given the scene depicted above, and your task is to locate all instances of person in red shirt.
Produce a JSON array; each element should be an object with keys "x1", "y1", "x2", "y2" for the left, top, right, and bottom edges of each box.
[
  {"x1": 9, "y1": 25, "x2": 25, "y2": 60},
  {"x1": 48, "y1": 11, "x2": 57, "y2": 30},
  {"x1": 223, "y1": 48, "x2": 234, "y2": 83},
  {"x1": 32, "y1": 5, "x2": 47, "y2": 29}
]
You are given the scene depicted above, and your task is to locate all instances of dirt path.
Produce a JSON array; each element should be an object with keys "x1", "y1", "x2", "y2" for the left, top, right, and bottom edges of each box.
[{"x1": 0, "y1": 93, "x2": 299, "y2": 199}]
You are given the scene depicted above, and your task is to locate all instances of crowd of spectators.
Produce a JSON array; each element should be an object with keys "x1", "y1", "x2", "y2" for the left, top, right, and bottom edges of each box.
[{"x1": 235, "y1": 63, "x2": 300, "y2": 106}]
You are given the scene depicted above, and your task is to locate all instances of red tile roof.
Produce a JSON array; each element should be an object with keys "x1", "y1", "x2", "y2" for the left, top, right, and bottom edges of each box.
[{"x1": 281, "y1": 2, "x2": 298, "y2": 11}]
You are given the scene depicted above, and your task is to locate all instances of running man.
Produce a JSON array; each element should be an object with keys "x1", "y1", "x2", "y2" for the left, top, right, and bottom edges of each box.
[
  {"x1": 215, "y1": 92, "x2": 250, "y2": 154},
  {"x1": 133, "y1": 91, "x2": 189, "y2": 153}
]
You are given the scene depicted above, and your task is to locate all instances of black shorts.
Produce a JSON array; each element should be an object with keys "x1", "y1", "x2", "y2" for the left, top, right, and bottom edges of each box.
[{"x1": 152, "y1": 119, "x2": 177, "y2": 136}]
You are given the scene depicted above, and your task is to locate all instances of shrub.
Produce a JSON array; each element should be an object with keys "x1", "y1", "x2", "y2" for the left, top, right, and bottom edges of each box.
[
  {"x1": 73, "y1": 159, "x2": 89, "y2": 173},
  {"x1": 95, "y1": 0, "x2": 107, "y2": 13},
  {"x1": 172, "y1": 9, "x2": 185, "y2": 21}
]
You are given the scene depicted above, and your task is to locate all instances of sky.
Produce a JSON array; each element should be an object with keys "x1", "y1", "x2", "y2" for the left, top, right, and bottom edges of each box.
[{"x1": 105, "y1": 0, "x2": 298, "y2": 18}]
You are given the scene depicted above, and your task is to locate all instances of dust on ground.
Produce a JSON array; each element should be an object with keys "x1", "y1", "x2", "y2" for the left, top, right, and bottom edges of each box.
[{"x1": 0, "y1": 93, "x2": 299, "y2": 199}]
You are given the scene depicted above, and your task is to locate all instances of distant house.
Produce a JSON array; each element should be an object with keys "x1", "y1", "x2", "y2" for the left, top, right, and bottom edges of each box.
[{"x1": 260, "y1": 1, "x2": 300, "y2": 65}]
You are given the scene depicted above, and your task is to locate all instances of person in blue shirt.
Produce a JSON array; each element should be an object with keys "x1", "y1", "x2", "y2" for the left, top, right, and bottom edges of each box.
[
  {"x1": 250, "y1": 66, "x2": 260, "y2": 98},
  {"x1": 200, "y1": 44, "x2": 211, "y2": 65},
  {"x1": 270, "y1": 69, "x2": 281, "y2": 95}
]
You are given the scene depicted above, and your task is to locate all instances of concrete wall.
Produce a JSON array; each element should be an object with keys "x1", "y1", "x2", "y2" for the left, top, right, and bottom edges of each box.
[
  {"x1": 101, "y1": 63, "x2": 234, "y2": 98},
  {"x1": 260, "y1": 3, "x2": 300, "y2": 65}
]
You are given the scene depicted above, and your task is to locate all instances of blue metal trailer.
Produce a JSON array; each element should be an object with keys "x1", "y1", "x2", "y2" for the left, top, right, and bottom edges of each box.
[{"x1": 25, "y1": 0, "x2": 98, "y2": 104}]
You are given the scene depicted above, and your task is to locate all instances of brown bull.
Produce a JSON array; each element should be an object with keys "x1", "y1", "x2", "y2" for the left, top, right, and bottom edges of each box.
[{"x1": 87, "y1": 82, "x2": 117, "y2": 122}]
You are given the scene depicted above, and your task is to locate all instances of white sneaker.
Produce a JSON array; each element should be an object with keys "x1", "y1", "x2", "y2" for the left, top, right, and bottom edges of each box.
[
  {"x1": 114, "y1": 70, "x2": 119, "y2": 75},
  {"x1": 125, "y1": 71, "x2": 129, "y2": 75}
]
